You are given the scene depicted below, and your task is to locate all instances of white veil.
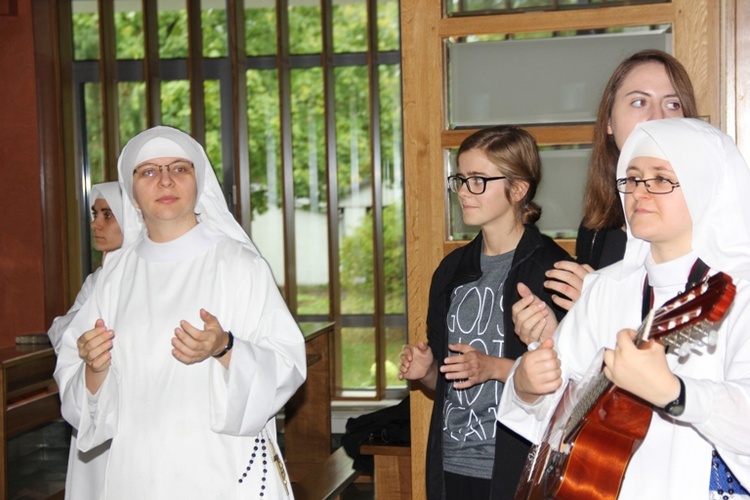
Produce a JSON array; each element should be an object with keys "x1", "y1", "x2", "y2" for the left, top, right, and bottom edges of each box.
[
  {"x1": 90, "y1": 181, "x2": 123, "y2": 226},
  {"x1": 616, "y1": 118, "x2": 750, "y2": 282}
]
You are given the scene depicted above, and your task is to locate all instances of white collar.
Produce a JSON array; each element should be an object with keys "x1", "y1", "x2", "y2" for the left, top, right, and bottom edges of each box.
[
  {"x1": 644, "y1": 251, "x2": 698, "y2": 289},
  {"x1": 136, "y1": 223, "x2": 223, "y2": 262}
]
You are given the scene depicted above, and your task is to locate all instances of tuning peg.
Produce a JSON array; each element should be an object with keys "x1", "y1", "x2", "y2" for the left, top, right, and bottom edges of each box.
[
  {"x1": 707, "y1": 330, "x2": 719, "y2": 347},
  {"x1": 678, "y1": 342, "x2": 692, "y2": 358}
]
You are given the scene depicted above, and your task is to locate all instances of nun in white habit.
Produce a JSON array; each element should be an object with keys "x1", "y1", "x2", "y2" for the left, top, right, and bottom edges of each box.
[
  {"x1": 48, "y1": 181, "x2": 123, "y2": 499},
  {"x1": 497, "y1": 118, "x2": 750, "y2": 498},
  {"x1": 54, "y1": 126, "x2": 306, "y2": 499}
]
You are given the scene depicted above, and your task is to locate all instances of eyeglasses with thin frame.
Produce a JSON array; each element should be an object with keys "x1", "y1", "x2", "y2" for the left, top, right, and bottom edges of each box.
[
  {"x1": 616, "y1": 176, "x2": 681, "y2": 195},
  {"x1": 447, "y1": 175, "x2": 507, "y2": 195},
  {"x1": 133, "y1": 160, "x2": 195, "y2": 179}
]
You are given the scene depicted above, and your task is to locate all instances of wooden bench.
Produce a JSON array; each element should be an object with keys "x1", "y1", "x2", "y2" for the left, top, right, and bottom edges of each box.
[
  {"x1": 360, "y1": 440, "x2": 411, "y2": 500},
  {"x1": 292, "y1": 446, "x2": 361, "y2": 500},
  {"x1": 0, "y1": 343, "x2": 61, "y2": 499}
]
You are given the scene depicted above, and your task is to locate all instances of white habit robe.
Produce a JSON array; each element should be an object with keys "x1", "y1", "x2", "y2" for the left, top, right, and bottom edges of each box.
[
  {"x1": 54, "y1": 222, "x2": 306, "y2": 499},
  {"x1": 498, "y1": 254, "x2": 750, "y2": 498}
]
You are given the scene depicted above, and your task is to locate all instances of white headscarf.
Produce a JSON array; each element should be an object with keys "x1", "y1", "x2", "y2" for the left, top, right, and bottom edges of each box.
[
  {"x1": 616, "y1": 118, "x2": 750, "y2": 281},
  {"x1": 116, "y1": 126, "x2": 258, "y2": 254},
  {"x1": 90, "y1": 181, "x2": 123, "y2": 226}
]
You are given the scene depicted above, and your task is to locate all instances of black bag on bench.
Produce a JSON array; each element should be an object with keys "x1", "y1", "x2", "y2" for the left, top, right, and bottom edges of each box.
[{"x1": 340, "y1": 396, "x2": 410, "y2": 474}]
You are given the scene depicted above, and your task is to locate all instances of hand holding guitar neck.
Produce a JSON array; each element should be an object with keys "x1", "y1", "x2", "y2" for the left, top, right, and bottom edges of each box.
[{"x1": 514, "y1": 338, "x2": 563, "y2": 404}]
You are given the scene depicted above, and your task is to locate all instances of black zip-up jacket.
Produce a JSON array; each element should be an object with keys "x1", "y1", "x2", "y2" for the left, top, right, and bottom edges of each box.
[{"x1": 424, "y1": 225, "x2": 572, "y2": 500}]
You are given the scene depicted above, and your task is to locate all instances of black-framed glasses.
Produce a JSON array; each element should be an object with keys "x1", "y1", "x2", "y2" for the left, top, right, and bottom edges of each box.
[
  {"x1": 447, "y1": 175, "x2": 507, "y2": 195},
  {"x1": 133, "y1": 160, "x2": 195, "y2": 179},
  {"x1": 616, "y1": 177, "x2": 681, "y2": 195}
]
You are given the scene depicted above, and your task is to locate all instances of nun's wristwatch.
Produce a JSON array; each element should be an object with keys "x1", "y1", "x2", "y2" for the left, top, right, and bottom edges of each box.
[{"x1": 663, "y1": 376, "x2": 686, "y2": 417}]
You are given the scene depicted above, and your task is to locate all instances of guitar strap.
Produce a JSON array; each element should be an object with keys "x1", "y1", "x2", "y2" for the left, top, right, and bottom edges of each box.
[{"x1": 641, "y1": 258, "x2": 710, "y2": 320}]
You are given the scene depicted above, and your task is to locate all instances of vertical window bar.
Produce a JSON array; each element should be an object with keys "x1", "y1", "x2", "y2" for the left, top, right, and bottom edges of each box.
[
  {"x1": 58, "y1": 0, "x2": 84, "y2": 306},
  {"x1": 142, "y1": 0, "x2": 161, "y2": 126},
  {"x1": 227, "y1": 0, "x2": 251, "y2": 229},
  {"x1": 367, "y1": 0, "x2": 386, "y2": 397},
  {"x1": 321, "y1": 0, "x2": 342, "y2": 394},
  {"x1": 277, "y1": 0, "x2": 298, "y2": 313},
  {"x1": 98, "y1": 0, "x2": 119, "y2": 180},
  {"x1": 187, "y1": 0, "x2": 206, "y2": 143}
]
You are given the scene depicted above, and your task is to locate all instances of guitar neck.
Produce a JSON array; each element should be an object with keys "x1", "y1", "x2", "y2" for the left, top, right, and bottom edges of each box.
[{"x1": 562, "y1": 371, "x2": 612, "y2": 444}]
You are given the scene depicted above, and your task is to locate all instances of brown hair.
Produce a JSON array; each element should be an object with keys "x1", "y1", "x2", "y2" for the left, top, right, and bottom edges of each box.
[
  {"x1": 457, "y1": 125, "x2": 542, "y2": 225},
  {"x1": 582, "y1": 49, "x2": 698, "y2": 230}
]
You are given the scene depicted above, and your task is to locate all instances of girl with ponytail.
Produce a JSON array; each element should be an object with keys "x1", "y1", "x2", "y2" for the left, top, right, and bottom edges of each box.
[{"x1": 399, "y1": 125, "x2": 571, "y2": 499}]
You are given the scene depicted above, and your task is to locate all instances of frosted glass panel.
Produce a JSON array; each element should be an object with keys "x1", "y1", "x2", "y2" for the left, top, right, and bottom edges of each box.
[
  {"x1": 448, "y1": 29, "x2": 671, "y2": 127},
  {"x1": 536, "y1": 149, "x2": 589, "y2": 238},
  {"x1": 448, "y1": 147, "x2": 589, "y2": 240}
]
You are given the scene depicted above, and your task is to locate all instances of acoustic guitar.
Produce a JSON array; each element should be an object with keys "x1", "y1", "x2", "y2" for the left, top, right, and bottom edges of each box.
[{"x1": 514, "y1": 272, "x2": 736, "y2": 500}]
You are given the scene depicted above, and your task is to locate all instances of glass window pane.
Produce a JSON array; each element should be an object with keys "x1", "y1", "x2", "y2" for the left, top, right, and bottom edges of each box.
[
  {"x1": 158, "y1": 0, "x2": 188, "y2": 59},
  {"x1": 379, "y1": 64, "x2": 405, "y2": 316},
  {"x1": 536, "y1": 147, "x2": 589, "y2": 238},
  {"x1": 445, "y1": 0, "x2": 669, "y2": 17},
  {"x1": 378, "y1": 0, "x2": 400, "y2": 52},
  {"x1": 291, "y1": 68, "x2": 330, "y2": 315},
  {"x1": 289, "y1": 0, "x2": 321, "y2": 55},
  {"x1": 202, "y1": 2, "x2": 228, "y2": 58},
  {"x1": 115, "y1": 2, "x2": 144, "y2": 60},
  {"x1": 245, "y1": 3, "x2": 277, "y2": 56},
  {"x1": 204, "y1": 79, "x2": 223, "y2": 182},
  {"x1": 342, "y1": 326, "x2": 375, "y2": 389},
  {"x1": 333, "y1": 0, "x2": 367, "y2": 53},
  {"x1": 72, "y1": 0, "x2": 100, "y2": 61},
  {"x1": 248, "y1": 69, "x2": 285, "y2": 287},
  {"x1": 161, "y1": 80, "x2": 191, "y2": 132},
  {"x1": 336, "y1": 66, "x2": 373, "y2": 315},
  {"x1": 447, "y1": 26, "x2": 672, "y2": 128},
  {"x1": 386, "y1": 326, "x2": 407, "y2": 388},
  {"x1": 118, "y1": 81, "x2": 147, "y2": 149}
]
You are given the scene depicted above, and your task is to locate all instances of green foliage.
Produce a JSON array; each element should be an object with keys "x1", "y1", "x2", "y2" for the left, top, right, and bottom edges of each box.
[
  {"x1": 72, "y1": 12, "x2": 99, "y2": 61},
  {"x1": 115, "y1": 11, "x2": 144, "y2": 59},
  {"x1": 158, "y1": 10, "x2": 188, "y2": 58},
  {"x1": 245, "y1": 7, "x2": 277, "y2": 56},
  {"x1": 339, "y1": 203, "x2": 406, "y2": 314},
  {"x1": 289, "y1": 6, "x2": 322, "y2": 54}
]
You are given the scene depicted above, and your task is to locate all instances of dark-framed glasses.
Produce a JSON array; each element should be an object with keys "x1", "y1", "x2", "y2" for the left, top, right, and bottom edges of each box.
[
  {"x1": 616, "y1": 177, "x2": 681, "y2": 195},
  {"x1": 447, "y1": 175, "x2": 506, "y2": 195},
  {"x1": 133, "y1": 160, "x2": 195, "y2": 179}
]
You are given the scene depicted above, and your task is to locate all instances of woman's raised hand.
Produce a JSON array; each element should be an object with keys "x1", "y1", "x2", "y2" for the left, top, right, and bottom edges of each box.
[
  {"x1": 513, "y1": 338, "x2": 562, "y2": 404},
  {"x1": 543, "y1": 261, "x2": 594, "y2": 310},
  {"x1": 398, "y1": 342, "x2": 437, "y2": 389},
  {"x1": 172, "y1": 308, "x2": 231, "y2": 365},
  {"x1": 512, "y1": 282, "x2": 558, "y2": 345},
  {"x1": 78, "y1": 318, "x2": 114, "y2": 393}
]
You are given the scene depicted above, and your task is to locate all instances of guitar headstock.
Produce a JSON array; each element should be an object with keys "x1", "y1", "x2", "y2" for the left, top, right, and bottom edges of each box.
[{"x1": 647, "y1": 272, "x2": 736, "y2": 356}]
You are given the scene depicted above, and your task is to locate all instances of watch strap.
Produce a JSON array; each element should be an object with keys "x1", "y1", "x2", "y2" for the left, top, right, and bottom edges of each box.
[{"x1": 663, "y1": 376, "x2": 686, "y2": 416}]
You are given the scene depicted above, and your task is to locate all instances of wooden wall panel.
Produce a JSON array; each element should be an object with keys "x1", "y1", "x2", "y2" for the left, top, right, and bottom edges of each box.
[
  {"x1": 0, "y1": 1, "x2": 46, "y2": 345},
  {"x1": 400, "y1": 0, "x2": 445, "y2": 497}
]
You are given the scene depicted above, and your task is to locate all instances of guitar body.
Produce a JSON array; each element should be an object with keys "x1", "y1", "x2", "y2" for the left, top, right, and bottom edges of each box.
[
  {"x1": 515, "y1": 375, "x2": 652, "y2": 500},
  {"x1": 514, "y1": 272, "x2": 736, "y2": 500}
]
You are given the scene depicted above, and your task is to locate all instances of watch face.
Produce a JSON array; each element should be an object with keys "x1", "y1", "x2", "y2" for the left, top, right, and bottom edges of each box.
[{"x1": 666, "y1": 403, "x2": 685, "y2": 417}]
